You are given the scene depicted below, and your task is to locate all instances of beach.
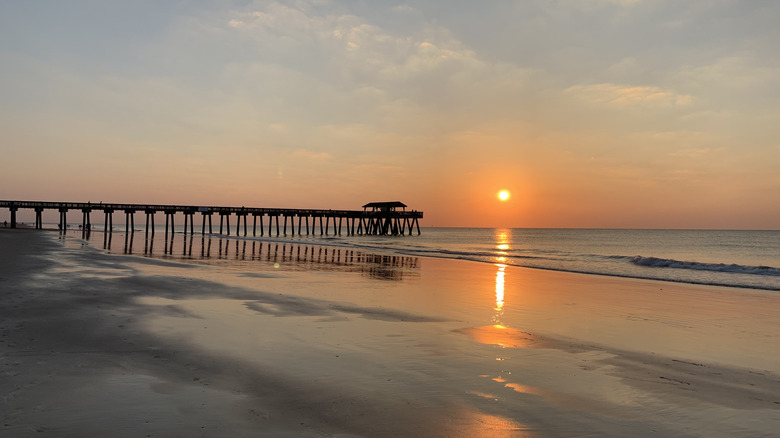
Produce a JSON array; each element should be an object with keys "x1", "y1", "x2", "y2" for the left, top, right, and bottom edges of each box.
[{"x1": 2, "y1": 229, "x2": 780, "y2": 437}]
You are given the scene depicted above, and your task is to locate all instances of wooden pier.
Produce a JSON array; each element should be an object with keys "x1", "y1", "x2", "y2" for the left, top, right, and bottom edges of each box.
[{"x1": 0, "y1": 200, "x2": 423, "y2": 237}]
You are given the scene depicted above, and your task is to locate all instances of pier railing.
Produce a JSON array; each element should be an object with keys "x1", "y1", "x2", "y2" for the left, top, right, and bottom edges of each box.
[{"x1": 0, "y1": 200, "x2": 423, "y2": 236}]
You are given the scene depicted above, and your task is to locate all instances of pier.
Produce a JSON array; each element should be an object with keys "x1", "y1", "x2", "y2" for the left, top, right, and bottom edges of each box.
[{"x1": 0, "y1": 200, "x2": 423, "y2": 237}]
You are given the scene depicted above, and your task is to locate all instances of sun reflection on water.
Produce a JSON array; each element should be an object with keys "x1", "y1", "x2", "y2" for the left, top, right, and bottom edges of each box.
[
  {"x1": 494, "y1": 264, "x2": 506, "y2": 324},
  {"x1": 493, "y1": 228, "x2": 511, "y2": 325},
  {"x1": 494, "y1": 229, "x2": 512, "y2": 259}
]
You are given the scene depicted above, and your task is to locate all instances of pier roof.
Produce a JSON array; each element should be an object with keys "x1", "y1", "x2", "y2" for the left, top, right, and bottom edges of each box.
[{"x1": 362, "y1": 201, "x2": 407, "y2": 210}]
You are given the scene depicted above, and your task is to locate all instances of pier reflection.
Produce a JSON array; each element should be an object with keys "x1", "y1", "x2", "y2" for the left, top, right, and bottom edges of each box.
[{"x1": 90, "y1": 230, "x2": 419, "y2": 281}]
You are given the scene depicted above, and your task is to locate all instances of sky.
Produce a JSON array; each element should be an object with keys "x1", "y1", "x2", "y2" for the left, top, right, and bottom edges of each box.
[{"x1": 1, "y1": 0, "x2": 779, "y2": 229}]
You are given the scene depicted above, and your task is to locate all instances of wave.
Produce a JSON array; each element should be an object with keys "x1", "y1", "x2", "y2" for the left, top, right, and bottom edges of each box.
[
  {"x1": 388, "y1": 249, "x2": 780, "y2": 290},
  {"x1": 630, "y1": 256, "x2": 780, "y2": 277}
]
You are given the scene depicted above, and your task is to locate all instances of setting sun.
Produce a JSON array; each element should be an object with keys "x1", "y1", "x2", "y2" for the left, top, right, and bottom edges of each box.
[{"x1": 498, "y1": 190, "x2": 511, "y2": 201}]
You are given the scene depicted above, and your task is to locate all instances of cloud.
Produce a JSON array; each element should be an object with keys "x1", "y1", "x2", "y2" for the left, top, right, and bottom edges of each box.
[
  {"x1": 224, "y1": 2, "x2": 478, "y2": 90},
  {"x1": 565, "y1": 83, "x2": 693, "y2": 107},
  {"x1": 291, "y1": 148, "x2": 331, "y2": 160}
]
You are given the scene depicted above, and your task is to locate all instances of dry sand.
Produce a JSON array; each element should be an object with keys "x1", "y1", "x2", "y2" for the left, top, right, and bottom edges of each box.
[{"x1": 2, "y1": 229, "x2": 780, "y2": 437}]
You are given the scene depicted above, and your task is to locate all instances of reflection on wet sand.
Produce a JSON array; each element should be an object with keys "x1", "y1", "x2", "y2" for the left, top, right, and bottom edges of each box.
[
  {"x1": 494, "y1": 264, "x2": 506, "y2": 325},
  {"x1": 90, "y1": 230, "x2": 419, "y2": 281},
  {"x1": 449, "y1": 411, "x2": 534, "y2": 438},
  {"x1": 493, "y1": 228, "x2": 510, "y2": 325},
  {"x1": 454, "y1": 254, "x2": 539, "y2": 348},
  {"x1": 455, "y1": 324, "x2": 539, "y2": 349}
]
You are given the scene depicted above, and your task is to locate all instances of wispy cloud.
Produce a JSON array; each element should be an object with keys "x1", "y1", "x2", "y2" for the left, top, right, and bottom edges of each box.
[{"x1": 565, "y1": 83, "x2": 692, "y2": 107}]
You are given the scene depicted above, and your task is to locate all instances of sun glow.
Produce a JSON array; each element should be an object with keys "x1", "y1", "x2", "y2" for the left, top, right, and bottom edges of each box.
[{"x1": 498, "y1": 190, "x2": 510, "y2": 201}]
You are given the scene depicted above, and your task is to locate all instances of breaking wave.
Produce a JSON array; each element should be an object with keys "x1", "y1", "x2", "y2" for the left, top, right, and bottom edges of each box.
[{"x1": 630, "y1": 256, "x2": 780, "y2": 277}]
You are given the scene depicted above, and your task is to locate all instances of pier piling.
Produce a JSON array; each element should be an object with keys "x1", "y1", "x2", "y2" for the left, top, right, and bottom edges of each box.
[
  {"x1": 58, "y1": 208, "x2": 67, "y2": 231},
  {"x1": 34, "y1": 208, "x2": 42, "y2": 229},
  {"x1": 106, "y1": 210, "x2": 114, "y2": 234},
  {"x1": 123, "y1": 209, "x2": 136, "y2": 234}
]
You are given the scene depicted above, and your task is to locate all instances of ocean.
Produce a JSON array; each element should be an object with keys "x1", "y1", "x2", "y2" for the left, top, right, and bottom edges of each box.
[{"x1": 71, "y1": 225, "x2": 780, "y2": 291}]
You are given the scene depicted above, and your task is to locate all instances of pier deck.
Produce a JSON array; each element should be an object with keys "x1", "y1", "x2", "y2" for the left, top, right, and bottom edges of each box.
[{"x1": 0, "y1": 200, "x2": 423, "y2": 237}]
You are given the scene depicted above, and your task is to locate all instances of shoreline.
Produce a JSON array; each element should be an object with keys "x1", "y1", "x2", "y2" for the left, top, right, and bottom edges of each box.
[
  {"x1": 2, "y1": 229, "x2": 780, "y2": 437},
  {"x1": 31, "y1": 226, "x2": 780, "y2": 292}
]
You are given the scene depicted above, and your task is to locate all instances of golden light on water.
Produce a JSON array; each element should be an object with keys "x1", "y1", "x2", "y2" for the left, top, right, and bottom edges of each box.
[
  {"x1": 495, "y1": 229, "x2": 510, "y2": 251},
  {"x1": 494, "y1": 229, "x2": 510, "y2": 322},
  {"x1": 456, "y1": 325, "x2": 535, "y2": 349},
  {"x1": 491, "y1": 229, "x2": 513, "y2": 327},
  {"x1": 495, "y1": 264, "x2": 506, "y2": 312}
]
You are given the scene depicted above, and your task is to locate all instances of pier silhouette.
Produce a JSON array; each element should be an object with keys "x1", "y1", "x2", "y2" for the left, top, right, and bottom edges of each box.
[{"x1": 1, "y1": 200, "x2": 423, "y2": 237}]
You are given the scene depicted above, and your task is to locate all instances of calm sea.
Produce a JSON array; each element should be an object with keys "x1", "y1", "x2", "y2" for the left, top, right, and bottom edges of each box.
[{"x1": 71, "y1": 226, "x2": 780, "y2": 291}]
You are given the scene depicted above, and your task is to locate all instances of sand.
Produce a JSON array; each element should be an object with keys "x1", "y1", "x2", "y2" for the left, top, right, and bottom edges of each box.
[{"x1": 2, "y1": 229, "x2": 780, "y2": 437}]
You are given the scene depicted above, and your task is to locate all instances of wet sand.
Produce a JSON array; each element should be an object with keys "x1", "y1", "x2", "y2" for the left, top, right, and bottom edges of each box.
[{"x1": 2, "y1": 229, "x2": 780, "y2": 437}]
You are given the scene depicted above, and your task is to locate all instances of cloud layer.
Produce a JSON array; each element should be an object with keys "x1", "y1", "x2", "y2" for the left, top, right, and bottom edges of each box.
[{"x1": 1, "y1": 0, "x2": 778, "y2": 228}]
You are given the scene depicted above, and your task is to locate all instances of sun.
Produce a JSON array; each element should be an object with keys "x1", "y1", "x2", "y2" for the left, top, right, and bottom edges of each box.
[{"x1": 498, "y1": 190, "x2": 511, "y2": 201}]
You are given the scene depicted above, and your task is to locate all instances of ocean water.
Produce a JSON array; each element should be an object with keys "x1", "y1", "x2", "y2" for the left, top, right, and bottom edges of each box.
[
  {"x1": 69, "y1": 225, "x2": 780, "y2": 291},
  {"x1": 356, "y1": 228, "x2": 780, "y2": 291}
]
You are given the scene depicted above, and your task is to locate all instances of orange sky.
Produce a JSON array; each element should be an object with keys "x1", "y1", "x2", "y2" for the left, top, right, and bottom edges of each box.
[{"x1": 1, "y1": 1, "x2": 779, "y2": 229}]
